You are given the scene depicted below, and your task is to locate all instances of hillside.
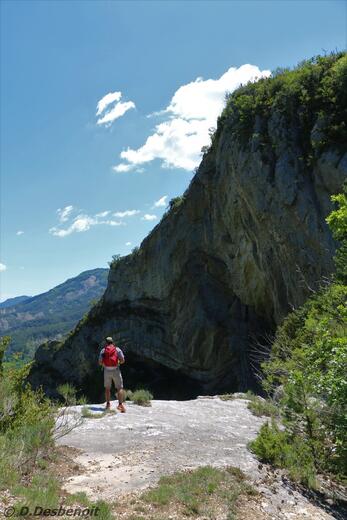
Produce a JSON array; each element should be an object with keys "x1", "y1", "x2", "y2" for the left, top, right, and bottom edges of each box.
[
  {"x1": 0, "y1": 296, "x2": 31, "y2": 309},
  {"x1": 29, "y1": 53, "x2": 347, "y2": 401},
  {"x1": 0, "y1": 268, "x2": 108, "y2": 359}
]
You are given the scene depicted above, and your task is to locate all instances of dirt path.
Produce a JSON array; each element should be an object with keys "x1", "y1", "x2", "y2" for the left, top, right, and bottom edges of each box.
[{"x1": 57, "y1": 396, "x2": 336, "y2": 519}]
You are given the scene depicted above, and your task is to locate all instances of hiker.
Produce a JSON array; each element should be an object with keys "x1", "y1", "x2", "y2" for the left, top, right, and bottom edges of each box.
[{"x1": 98, "y1": 336, "x2": 126, "y2": 412}]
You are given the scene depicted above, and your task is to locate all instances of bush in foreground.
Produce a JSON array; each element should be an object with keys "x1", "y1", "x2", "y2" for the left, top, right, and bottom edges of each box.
[
  {"x1": 250, "y1": 187, "x2": 347, "y2": 487},
  {"x1": 128, "y1": 389, "x2": 153, "y2": 406}
]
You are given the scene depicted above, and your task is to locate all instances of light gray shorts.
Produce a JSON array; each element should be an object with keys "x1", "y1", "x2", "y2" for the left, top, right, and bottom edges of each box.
[{"x1": 104, "y1": 368, "x2": 123, "y2": 390}]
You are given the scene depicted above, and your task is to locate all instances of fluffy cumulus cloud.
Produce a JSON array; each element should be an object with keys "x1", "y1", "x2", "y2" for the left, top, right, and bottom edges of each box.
[
  {"x1": 153, "y1": 195, "x2": 168, "y2": 208},
  {"x1": 142, "y1": 214, "x2": 157, "y2": 221},
  {"x1": 114, "y1": 64, "x2": 271, "y2": 172},
  {"x1": 96, "y1": 90, "x2": 135, "y2": 127},
  {"x1": 0, "y1": 263, "x2": 7, "y2": 272},
  {"x1": 125, "y1": 241, "x2": 132, "y2": 246},
  {"x1": 16, "y1": 230, "x2": 24, "y2": 236},
  {"x1": 50, "y1": 208, "x2": 124, "y2": 238}
]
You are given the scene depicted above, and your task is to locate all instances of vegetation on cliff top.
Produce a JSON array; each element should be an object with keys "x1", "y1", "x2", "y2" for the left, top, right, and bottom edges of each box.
[
  {"x1": 251, "y1": 186, "x2": 347, "y2": 488},
  {"x1": 211, "y1": 52, "x2": 347, "y2": 163}
]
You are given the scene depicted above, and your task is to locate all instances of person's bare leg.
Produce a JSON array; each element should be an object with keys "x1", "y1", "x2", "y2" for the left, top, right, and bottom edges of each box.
[
  {"x1": 117, "y1": 389, "x2": 126, "y2": 412},
  {"x1": 105, "y1": 387, "x2": 111, "y2": 408},
  {"x1": 117, "y1": 388, "x2": 125, "y2": 404}
]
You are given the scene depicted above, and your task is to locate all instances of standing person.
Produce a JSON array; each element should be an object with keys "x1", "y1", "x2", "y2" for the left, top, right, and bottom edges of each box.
[{"x1": 99, "y1": 336, "x2": 126, "y2": 412}]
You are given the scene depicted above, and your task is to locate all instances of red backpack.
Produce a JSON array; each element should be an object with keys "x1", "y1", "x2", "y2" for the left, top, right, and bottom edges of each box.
[{"x1": 103, "y1": 344, "x2": 118, "y2": 367}]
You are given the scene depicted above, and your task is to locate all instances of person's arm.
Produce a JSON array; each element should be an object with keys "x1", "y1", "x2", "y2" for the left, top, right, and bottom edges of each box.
[
  {"x1": 98, "y1": 348, "x2": 105, "y2": 366},
  {"x1": 117, "y1": 347, "x2": 125, "y2": 365}
]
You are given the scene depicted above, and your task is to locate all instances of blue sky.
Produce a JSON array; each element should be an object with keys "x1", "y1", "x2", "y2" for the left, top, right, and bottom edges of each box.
[{"x1": 1, "y1": 0, "x2": 346, "y2": 300}]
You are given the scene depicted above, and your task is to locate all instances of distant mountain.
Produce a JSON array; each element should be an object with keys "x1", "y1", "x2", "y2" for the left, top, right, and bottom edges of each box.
[
  {"x1": 0, "y1": 268, "x2": 108, "y2": 360},
  {"x1": 0, "y1": 296, "x2": 32, "y2": 309}
]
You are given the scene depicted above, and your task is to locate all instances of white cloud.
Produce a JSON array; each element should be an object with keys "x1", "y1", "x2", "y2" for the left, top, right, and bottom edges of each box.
[
  {"x1": 125, "y1": 241, "x2": 132, "y2": 246},
  {"x1": 16, "y1": 230, "x2": 24, "y2": 236},
  {"x1": 113, "y1": 64, "x2": 271, "y2": 172},
  {"x1": 95, "y1": 210, "x2": 110, "y2": 218},
  {"x1": 96, "y1": 91, "x2": 135, "y2": 127},
  {"x1": 153, "y1": 195, "x2": 168, "y2": 208},
  {"x1": 50, "y1": 215, "x2": 96, "y2": 237},
  {"x1": 113, "y1": 210, "x2": 140, "y2": 218},
  {"x1": 0, "y1": 263, "x2": 7, "y2": 272},
  {"x1": 112, "y1": 163, "x2": 136, "y2": 173},
  {"x1": 103, "y1": 220, "x2": 123, "y2": 227},
  {"x1": 97, "y1": 101, "x2": 135, "y2": 126},
  {"x1": 50, "y1": 209, "x2": 124, "y2": 238},
  {"x1": 57, "y1": 205, "x2": 74, "y2": 223},
  {"x1": 96, "y1": 91, "x2": 122, "y2": 116},
  {"x1": 142, "y1": 214, "x2": 157, "y2": 221}
]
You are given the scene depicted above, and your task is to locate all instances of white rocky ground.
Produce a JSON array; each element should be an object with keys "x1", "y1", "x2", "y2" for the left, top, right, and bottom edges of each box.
[{"x1": 57, "y1": 396, "x2": 337, "y2": 519}]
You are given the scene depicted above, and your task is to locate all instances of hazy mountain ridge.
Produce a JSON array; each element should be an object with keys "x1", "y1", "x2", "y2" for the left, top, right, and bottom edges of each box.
[
  {"x1": 0, "y1": 296, "x2": 32, "y2": 309},
  {"x1": 1, "y1": 268, "x2": 108, "y2": 359}
]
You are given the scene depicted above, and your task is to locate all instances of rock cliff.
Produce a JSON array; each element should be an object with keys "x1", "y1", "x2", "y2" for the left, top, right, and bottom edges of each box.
[{"x1": 29, "y1": 54, "x2": 347, "y2": 400}]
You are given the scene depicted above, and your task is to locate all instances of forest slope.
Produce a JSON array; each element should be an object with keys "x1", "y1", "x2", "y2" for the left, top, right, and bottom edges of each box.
[{"x1": 1, "y1": 269, "x2": 108, "y2": 359}]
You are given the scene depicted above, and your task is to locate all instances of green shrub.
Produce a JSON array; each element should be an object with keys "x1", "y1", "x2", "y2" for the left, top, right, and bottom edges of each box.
[
  {"x1": 0, "y1": 336, "x2": 10, "y2": 373},
  {"x1": 247, "y1": 397, "x2": 278, "y2": 418},
  {"x1": 169, "y1": 196, "x2": 185, "y2": 211},
  {"x1": 57, "y1": 383, "x2": 78, "y2": 406},
  {"x1": 109, "y1": 254, "x2": 122, "y2": 269},
  {"x1": 0, "y1": 345, "x2": 55, "y2": 490},
  {"x1": 124, "y1": 389, "x2": 134, "y2": 400},
  {"x1": 326, "y1": 186, "x2": 347, "y2": 284},
  {"x1": 130, "y1": 389, "x2": 153, "y2": 406},
  {"x1": 250, "y1": 422, "x2": 317, "y2": 488},
  {"x1": 251, "y1": 189, "x2": 347, "y2": 485}
]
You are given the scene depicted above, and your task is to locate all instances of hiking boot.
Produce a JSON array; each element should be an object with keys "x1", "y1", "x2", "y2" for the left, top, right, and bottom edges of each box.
[
  {"x1": 105, "y1": 402, "x2": 111, "y2": 410},
  {"x1": 117, "y1": 403, "x2": 126, "y2": 413}
]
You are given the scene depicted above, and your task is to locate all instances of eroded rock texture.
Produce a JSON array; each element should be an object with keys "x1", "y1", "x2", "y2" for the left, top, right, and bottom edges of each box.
[{"x1": 29, "y1": 101, "x2": 346, "y2": 400}]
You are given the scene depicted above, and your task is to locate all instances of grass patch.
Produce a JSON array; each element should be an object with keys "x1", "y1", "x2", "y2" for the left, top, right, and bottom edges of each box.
[
  {"x1": 9, "y1": 469, "x2": 115, "y2": 519},
  {"x1": 135, "y1": 466, "x2": 257, "y2": 518},
  {"x1": 12, "y1": 474, "x2": 60, "y2": 513},
  {"x1": 128, "y1": 389, "x2": 153, "y2": 406},
  {"x1": 219, "y1": 390, "x2": 255, "y2": 401},
  {"x1": 65, "y1": 492, "x2": 114, "y2": 520},
  {"x1": 219, "y1": 393, "x2": 236, "y2": 401},
  {"x1": 219, "y1": 391, "x2": 279, "y2": 418},
  {"x1": 247, "y1": 397, "x2": 278, "y2": 418}
]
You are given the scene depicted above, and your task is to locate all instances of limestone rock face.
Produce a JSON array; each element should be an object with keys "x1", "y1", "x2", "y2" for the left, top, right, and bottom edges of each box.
[{"x1": 28, "y1": 110, "x2": 346, "y2": 400}]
